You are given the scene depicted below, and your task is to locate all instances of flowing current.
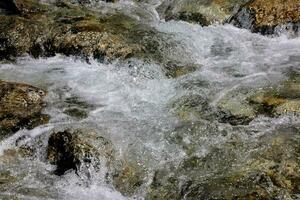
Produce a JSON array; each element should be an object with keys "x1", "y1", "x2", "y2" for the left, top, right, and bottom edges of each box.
[{"x1": 0, "y1": 4, "x2": 300, "y2": 200}]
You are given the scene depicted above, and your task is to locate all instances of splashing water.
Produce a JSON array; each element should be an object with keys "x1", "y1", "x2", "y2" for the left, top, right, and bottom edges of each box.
[{"x1": 0, "y1": 15, "x2": 300, "y2": 200}]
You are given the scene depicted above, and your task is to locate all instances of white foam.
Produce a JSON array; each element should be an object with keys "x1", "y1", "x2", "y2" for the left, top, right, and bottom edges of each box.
[{"x1": 0, "y1": 19, "x2": 300, "y2": 199}]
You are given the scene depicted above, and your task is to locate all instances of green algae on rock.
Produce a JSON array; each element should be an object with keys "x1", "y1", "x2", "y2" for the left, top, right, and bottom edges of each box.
[{"x1": 0, "y1": 80, "x2": 49, "y2": 138}]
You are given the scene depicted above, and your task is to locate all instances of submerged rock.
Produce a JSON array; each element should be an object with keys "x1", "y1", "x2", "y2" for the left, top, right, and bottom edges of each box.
[
  {"x1": 230, "y1": 0, "x2": 300, "y2": 35},
  {"x1": 47, "y1": 129, "x2": 115, "y2": 175},
  {"x1": 164, "y1": 62, "x2": 199, "y2": 78},
  {"x1": 112, "y1": 163, "x2": 147, "y2": 196},
  {"x1": 250, "y1": 74, "x2": 300, "y2": 116},
  {"x1": 0, "y1": 80, "x2": 49, "y2": 138},
  {"x1": 147, "y1": 125, "x2": 300, "y2": 199},
  {"x1": 217, "y1": 95, "x2": 256, "y2": 125},
  {"x1": 215, "y1": 72, "x2": 300, "y2": 125},
  {"x1": 170, "y1": 94, "x2": 212, "y2": 122}
]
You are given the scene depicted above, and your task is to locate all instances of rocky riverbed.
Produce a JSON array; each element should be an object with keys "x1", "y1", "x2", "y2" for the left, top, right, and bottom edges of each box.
[{"x1": 0, "y1": 0, "x2": 300, "y2": 199}]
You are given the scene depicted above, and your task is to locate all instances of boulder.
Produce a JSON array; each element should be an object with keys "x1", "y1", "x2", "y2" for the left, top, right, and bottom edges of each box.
[
  {"x1": 0, "y1": 1, "x2": 153, "y2": 61},
  {"x1": 0, "y1": 80, "x2": 49, "y2": 138},
  {"x1": 157, "y1": 0, "x2": 249, "y2": 25},
  {"x1": 47, "y1": 129, "x2": 115, "y2": 175},
  {"x1": 229, "y1": 0, "x2": 300, "y2": 35}
]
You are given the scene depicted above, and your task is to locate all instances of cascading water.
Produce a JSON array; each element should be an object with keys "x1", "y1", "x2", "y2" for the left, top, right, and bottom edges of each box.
[{"x1": 0, "y1": 1, "x2": 300, "y2": 199}]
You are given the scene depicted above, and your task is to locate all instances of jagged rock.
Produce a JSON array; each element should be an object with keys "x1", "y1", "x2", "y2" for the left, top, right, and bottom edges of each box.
[
  {"x1": 229, "y1": 0, "x2": 300, "y2": 35},
  {"x1": 47, "y1": 129, "x2": 115, "y2": 175},
  {"x1": 0, "y1": 80, "x2": 49, "y2": 138}
]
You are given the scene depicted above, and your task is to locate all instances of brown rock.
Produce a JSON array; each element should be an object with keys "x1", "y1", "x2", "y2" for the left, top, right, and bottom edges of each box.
[
  {"x1": 230, "y1": 0, "x2": 300, "y2": 35},
  {"x1": 0, "y1": 80, "x2": 49, "y2": 138}
]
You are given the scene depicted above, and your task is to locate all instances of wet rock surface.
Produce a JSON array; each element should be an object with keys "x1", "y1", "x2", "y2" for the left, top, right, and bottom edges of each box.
[
  {"x1": 0, "y1": 80, "x2": 49, "y2": 138},
  {"x1": 0, "y1": 0, "x2": 178, "y2": 63},
  {"x1": 157, "y1": 0, "x2": 249, "y2": 25},
  {"x1": 230, "y1": 0, "x2": 300, "y2": 35},
  {"x1": 212, "y1": 72, "x2": 300, "y2": 125},
  {"x1": 0, "y1": 1, "x2": 137, "y2": 60},
  {"x1": 0, "y1": 0, "x2": 300, "y2": 199},
  {"x1": 47, "y1": 129, "x2": 115, "y2": 175},
  {"x1": 148, "y1": 124, "x2": 300, "y2": 200}
]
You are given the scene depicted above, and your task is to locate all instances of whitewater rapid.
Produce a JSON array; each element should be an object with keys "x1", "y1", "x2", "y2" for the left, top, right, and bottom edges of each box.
[{"x1": 0, "y1": 21, "x2": 300, "y2": 199}]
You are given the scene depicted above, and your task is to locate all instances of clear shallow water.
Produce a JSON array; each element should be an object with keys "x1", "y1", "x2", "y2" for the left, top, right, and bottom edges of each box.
[{"x1": 0, "y1": 21, "x2": 300, "y2": 199}]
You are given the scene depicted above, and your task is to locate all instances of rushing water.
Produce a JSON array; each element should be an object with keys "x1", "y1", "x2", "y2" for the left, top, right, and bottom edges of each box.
[{"x1": 1, "y1": 2, "x2": 300, "y2": 199}]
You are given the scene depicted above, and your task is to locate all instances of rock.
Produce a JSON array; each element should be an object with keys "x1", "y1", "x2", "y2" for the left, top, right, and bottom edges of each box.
[
  {"x1": 275, "y1": 100, "x2": 300, "y2": 115},
  {"x1": 249, "y1": 73, "x2": 300, "y2": 116},
  {"x1": 217, "y1": 95, "x2": 256, "y2": 125},
  {"x1": 157, "y1": 0, "x2": 249, "y2": 25},
  {"x1": 65, "y1": 0, "x2": 117, "y2": 5},
  {"x1": 147, "y1": 126, "x2": 300, "y2": 199},
  {"x1": 0, "y1": 0, "x2": 47, "y2": 16},
  {"x1": 47, "y1": 129, "x2": 115, "y2": 175},
  {"x1": 170, "y1": 94, "x2": 212, "y2": 122},
  {"x1": 112, "y1": 163, "x2": 146, "y2": 196},
  {"x1": 0, "y1": 0, "x2": 19, "y2": 14},
  {"x1": 0, "y1": 170, "x2": 20, "y2": 193},
  {"x1": 229, "y1": 0, "x2": 300, "y2": 35},
  {"x1": 0, "y1": 15, "x2": 50, "y2": 60},
  {"x1": 215, "y1": 72, "x2": 300, "y2": 125},
  {"x1": 164, "y1": 62, "x2": 199, "y2": 78},
  {"x1": 0, "y1": 1, "x2": 153, "y2": 61},
  {"x1": 0, "y1": 80, "x2": 49, "y2": 138},
  {"x1": 0, "y1": 0, "x2": 194, "y2": 71},
  {"x1": 63, "y1": 108, "x2": 88, "y2": 119}
]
